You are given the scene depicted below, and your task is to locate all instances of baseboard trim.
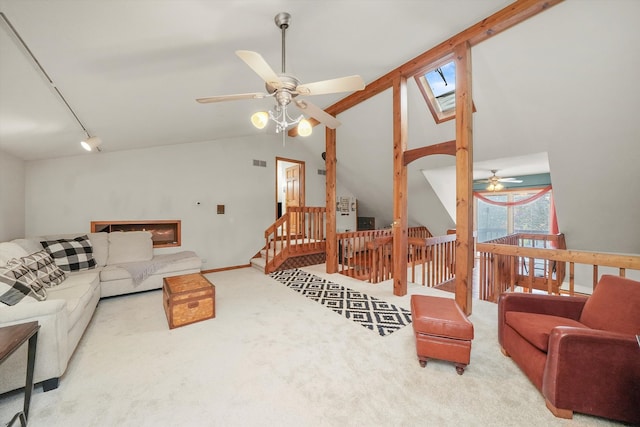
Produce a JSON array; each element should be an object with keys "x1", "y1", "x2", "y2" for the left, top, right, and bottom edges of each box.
[{"x1": 201, "y1": 264, "x2": 251, "y2": 274}]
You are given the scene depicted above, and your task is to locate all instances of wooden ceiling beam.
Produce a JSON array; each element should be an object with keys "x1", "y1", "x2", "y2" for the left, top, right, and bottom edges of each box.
[{"x1": 325, "y1": 0, "x2": 563, "y2": 117}]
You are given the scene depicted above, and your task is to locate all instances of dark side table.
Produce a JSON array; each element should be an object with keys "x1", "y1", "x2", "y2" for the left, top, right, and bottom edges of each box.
[{"x1": 0, "y1": 321, "x2": 39, "y2": 427}]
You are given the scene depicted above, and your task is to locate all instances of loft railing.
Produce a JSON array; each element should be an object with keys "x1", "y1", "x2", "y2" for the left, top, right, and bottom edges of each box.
[
  {"x1": 408, "y1": 234, "x2": 457, "y2": 287},
  {"x1": 476, "y1": 233, "x2": 640, "y2": 302},
  {"x1": 368, "y1": 235, "x2": 394, "y2": 283},
  {"x1": 338, "y1": 226, "x2": 448, "y2": 284},
  {"x1": 263, "y1": 206, "x2": 326, "y2": 273},
  {"x1": 366, "y1": 233, "x2": 456, "y2": 286},
  {"x1": 477, "y1": 233, "x2": 566, "y2": 300},
  {"x1": 337, "y1": 229, "x2": 392, "y2": 280}
]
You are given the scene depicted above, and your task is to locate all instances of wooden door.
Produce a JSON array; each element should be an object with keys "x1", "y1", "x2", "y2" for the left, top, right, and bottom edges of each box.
[{"x1": 285, "y1": 164, "x2": 301, "y2": 235}]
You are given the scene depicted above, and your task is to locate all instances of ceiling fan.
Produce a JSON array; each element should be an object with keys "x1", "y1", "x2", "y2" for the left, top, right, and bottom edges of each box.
[
  {"x1": 196, "y1": 12, "x2": 365, "y2": 136},
  {"x1": 477, "y1": 169, "x2": 523, "y2": 191}
]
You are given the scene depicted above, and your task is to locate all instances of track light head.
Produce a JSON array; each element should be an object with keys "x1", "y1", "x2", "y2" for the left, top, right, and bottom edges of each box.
[{"x1": 81, "y1": 136, "x2": 102, "y2": 152}]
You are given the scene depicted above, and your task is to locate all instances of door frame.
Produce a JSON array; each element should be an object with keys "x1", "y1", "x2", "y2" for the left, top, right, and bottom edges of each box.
[{"x1": 275, "y1": 157, "x2": 305, "y2": 221}]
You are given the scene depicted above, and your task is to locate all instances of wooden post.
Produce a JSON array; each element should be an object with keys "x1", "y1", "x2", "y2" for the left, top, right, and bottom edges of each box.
[
  {"x1": 325, "y1": 127, "x2": 338, "y2": 273},
  {"x1": 454, "y1": 41, "x2": 473, "y2": 315},
  {"x1": 392, "y1": 76, "x2": 408, "y2": 296}
]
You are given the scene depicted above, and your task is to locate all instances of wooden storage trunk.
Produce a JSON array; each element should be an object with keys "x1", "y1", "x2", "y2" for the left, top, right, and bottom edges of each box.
[{"x1": 163, "y1": 273, "x2": 215, "y2": 329}]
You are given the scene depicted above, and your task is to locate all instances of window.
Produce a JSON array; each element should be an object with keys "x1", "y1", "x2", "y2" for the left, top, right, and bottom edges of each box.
[
  {"x1": 415, "y1": 55, "x2": 476, "y2": 124},
  {"x1": 475, "y1": 190, "x2": 552, "y2": 242}
]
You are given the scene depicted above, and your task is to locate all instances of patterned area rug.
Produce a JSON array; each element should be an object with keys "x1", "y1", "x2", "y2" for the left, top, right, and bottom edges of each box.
[{"x1": 270, "y1": 269, "x2": 412, "y2": 336}]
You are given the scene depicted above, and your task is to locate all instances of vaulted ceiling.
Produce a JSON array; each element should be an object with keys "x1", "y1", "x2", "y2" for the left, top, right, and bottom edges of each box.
[
  {"x1": 1, "y1": 0, "x2": 639, "y2": 253},
  {"x1": 0, "y1": 0, "x2": 512, "y2": 160}
]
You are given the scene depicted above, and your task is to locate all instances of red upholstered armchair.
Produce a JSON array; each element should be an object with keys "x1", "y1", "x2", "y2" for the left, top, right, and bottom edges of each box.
[{"x1": 498, "y1": 275, "x2": 640, "y2": 424}]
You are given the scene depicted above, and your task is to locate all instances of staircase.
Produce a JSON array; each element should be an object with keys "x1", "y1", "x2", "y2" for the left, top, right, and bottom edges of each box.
[{"x1": 251, "y1": 206, "x2": 327, "y2": 274}]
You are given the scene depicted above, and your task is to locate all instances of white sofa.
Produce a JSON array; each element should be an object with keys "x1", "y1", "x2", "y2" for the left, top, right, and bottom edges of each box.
[{"x1": 0, "y1": 231, "x2": 201, "y2": 394}]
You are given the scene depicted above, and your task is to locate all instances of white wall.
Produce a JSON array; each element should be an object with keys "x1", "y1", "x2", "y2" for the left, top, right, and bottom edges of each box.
[
  {"x1": 24, "y1": 133, "x2": 327, "y2": 269},
  {"x1": 0, "y1": 149, "x2": 25, "y2": 241}
]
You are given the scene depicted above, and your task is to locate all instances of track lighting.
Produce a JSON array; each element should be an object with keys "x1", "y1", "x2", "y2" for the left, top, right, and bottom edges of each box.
[
  {"x1": 0, "y1": 12, "x2": 103, "y2": 153},
  {"x1": 81, "y1": 136, "x2": 102, "y2": 152}
]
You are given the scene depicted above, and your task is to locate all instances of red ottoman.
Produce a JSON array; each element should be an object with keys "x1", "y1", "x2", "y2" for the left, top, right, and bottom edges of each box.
[{"x1": 410, "y1": 295, "x2": 474, "y2": 375}]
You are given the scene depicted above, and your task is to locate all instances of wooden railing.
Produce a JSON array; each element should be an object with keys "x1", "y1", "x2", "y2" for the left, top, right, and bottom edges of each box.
[
  {"x1": 337, "y1": 226, "x2": 459, "y2": 287},
  {"x1": 408, "y1": 226, "x2": 433, "y2": 239},
  {"x1": 366, "y1": 233, "x2": 456, "y2": 285},
  {"x1": 337, "y1": 229, "x2": 393, "y2": 280},
  {"x1": 336, "y1": 226, "x2": 433, "y2": 280},
  {"x1": 263, "y1": 206, "x2": 326, "y2": 273},
  {"x1": 408, "y1": 234, "x2": 457, "y2": 287},
  {"x1": 368, "y1": 236, "x2": 394, "y2": 283},
  {"x1": 477, "y1": 233, "x2": 566, "y2": 300},
  {"x1": 476, "y1": 234, "x2": 640, "y2": 302}
]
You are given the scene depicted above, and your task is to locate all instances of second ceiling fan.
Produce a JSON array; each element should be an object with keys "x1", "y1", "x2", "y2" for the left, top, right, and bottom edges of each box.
[
  {"x1": 477, "y1": 169, "x2": 523, "y2": 191},
  {"x1": 196, "y1": 12, "x2": 365, "y2": 136}
]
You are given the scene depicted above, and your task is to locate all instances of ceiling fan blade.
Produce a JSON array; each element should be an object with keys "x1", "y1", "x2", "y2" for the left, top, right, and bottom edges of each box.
[
  {"x1": 294, "y1": 100, "x2": 341, "y2": 129},
  {"x1": 196, "y1": 92, "x2": 268, "y2": 103},
  {"x1": 296, "y1": 75, "x2": 365, "y2": 96},
  {"x1": 236, "y1": 50, "x2": 281, "y2": 89},
  {"x1": 498, "y1": 178, "x2": 523, "y2": 183}
]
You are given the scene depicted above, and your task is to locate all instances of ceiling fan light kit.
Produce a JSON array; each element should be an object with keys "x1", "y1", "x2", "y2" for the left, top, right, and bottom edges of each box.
[
  {"x1": 251, "y1": 111, "x2": 269, "y2": 129},
  {"x1": 487, "y1": 182, "x2": 504, "y2": 192},
  {"x1": 196, "y1": 12, "x2": 364, "y2": 141},
  {"x1": 481, "y1": 169, "x2": 523, "y2": 192}
]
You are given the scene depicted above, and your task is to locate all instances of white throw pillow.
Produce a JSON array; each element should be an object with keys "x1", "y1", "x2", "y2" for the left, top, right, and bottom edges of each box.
[
  {"x1": 0, "y1": 242, "x2": 29, "y2": 266},
  {"x1": 87, "y1": 233, "x2": 109, "y2": 267},
  {"x1": 11, "y1": 238, "x2": 45, "y2": 255},
  {"x1": 107, "y1": 231, "x2": 153, "y2": 265}
]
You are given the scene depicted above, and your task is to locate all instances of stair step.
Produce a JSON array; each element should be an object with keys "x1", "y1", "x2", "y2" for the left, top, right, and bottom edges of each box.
[{"x1": 250, "y1": 257, "x2": 266, "y2": 273}]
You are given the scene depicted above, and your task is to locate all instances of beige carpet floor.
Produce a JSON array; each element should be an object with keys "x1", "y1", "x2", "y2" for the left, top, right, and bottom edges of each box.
[{"x1": 0, "y1": 265, "x2": 623, "y2": 426}]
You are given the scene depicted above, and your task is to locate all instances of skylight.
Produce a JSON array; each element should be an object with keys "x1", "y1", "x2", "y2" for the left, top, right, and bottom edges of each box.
[{"x1": 415, "y1": 57, "x2": 475, "y2": 124}]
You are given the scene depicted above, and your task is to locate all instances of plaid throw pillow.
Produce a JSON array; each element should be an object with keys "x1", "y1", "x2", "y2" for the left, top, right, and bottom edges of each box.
[
  {"x1": 0, "y1": 259, "x2": 47, "y2": 305},
  {"x1": 21, "y1": 250, "x2": 67, "y2": 287},
  {"x1": 41, "y1": 235, "x2": 97, "y2": 272}
]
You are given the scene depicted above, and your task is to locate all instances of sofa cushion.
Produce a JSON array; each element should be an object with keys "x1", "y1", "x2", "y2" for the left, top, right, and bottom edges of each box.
[
  {"x1": 100, "y1": 251, "x2": 201, "y2": 283},
  {"x1": 505, "y1": 312, "x2": 587, "y2": 352},
  {"x1": 87, "y1": 233, "x2": 109, "y2": 267},
  {"x1": 411, "y1": 295, "x2": 474, "y2": 340},
  {"x1": 0, "y1": 259, "x2": 46, "y2": 305},
  {"x1": 107, "y1": 231, "x2": 153, "y2": 265},
  {"x1": 0, "y1": 242, "x2": 29, "y2": 266},
  {"x1": 47, "y1": 271, "x2": 99, "y2": 330},
  {"x1": 580, "y1": 275, "x2": 640, "y2": 335},
  {"x1": 41, "y1": 235, "x2": 97, "y2": 272},
  {"x1": 10, "y1": 238, "x2": 44, "y2": 256},
  {"x1": 20, "y1": 250, "x2": 67, "y2": 287},
  {"x1": 99, "y1": 265, "x2": 132, "y2": 282}
]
